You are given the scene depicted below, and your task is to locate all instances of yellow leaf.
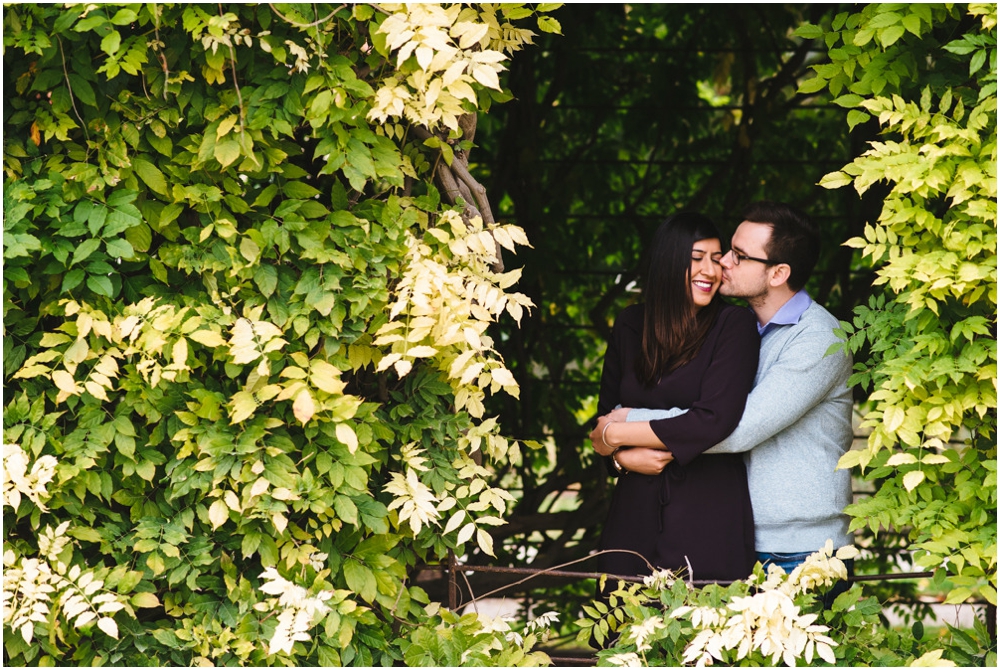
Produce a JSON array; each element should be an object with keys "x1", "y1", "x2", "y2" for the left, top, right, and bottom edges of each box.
[
  {"x1": 293, "y1": 389, "x2": 315, "y2": 424},
  {"x1": 476, "y1": 528, "x2": 495, "y2": 556},
  {"x1": 336, "y1": 423, "x2": 359, "y2": 454},
  {"x1": 230, "y1": 391, "x2": 257, "y2": 423},
  {"x1": 40, "y1": 332, "x2": 72, "y2": 347},
  {"x1": 249, "y1": 477, "x2": 269, "y2": 497},
  {"x1": 85, "y1": 381, "x2": 110, "y2": 401},
  {"x1": 490, "y1": 367, "x2": 516, "y2": 387},
  {"x1": 97, "y1": 617, "x2": 119, "y2": 639},
  {"x1": 52, "y1": 370, "x2": 81, "y2": 395},
  {"x1": 472, "y1": 64, "x2": 501, "y2": 90},
  {"x1": 393, "y1": 358, "x2": 413, "y2": 377},
  {"x1": 310, "y1": 360, "x2": 346, "y2": 394},
  {"x1": 883, "y1": 405, "x2": 905, "y2": 433},
  {"x1": 130, "y1": 592, "x2": 161, "y2": 608},
  {"x1": 224, "y1": 490, "x2": 241, "y2": 512},
  {"x1": 456, "y1": 522, "x2": 475, "y2": 545},
  {"x1": 216, "y1": 114, "x2": 238, "y2": 139},
  {"x1": 172, "y1": 338, "x2": 189, "y2": 367},
  {"x1": 903, "y1": 470, "x2": 925, "y2": 492},
  {"x1": 886, "y1": 453, "x2": 917, "y2": 466},
  {"x1": 208, "y1": 499, "x2": 229, "y2": 529},
  {"x1": 444, "y1": 509, "x2": 466, "y2": 535},
  {"x1": 491, "y1": 226, "x2": 515, "y2": 251},
  {"x1": 189, "y1": 329, "x2": 227, "y2": 348}
]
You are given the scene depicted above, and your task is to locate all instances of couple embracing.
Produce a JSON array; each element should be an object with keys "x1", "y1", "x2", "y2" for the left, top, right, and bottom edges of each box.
[{"x1": 589, "y1": 201, "x2": 854, "y2": 582}]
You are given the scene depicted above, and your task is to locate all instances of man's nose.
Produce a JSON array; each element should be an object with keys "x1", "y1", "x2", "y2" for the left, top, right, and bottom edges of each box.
[{"x1": 720, "y1": 249, "x2": 735, "y2": 269}]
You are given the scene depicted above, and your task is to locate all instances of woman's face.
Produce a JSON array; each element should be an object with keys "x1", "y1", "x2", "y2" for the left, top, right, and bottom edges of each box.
[{"x1": 689, "y1": 237, "x2": 723, "y2": 309}]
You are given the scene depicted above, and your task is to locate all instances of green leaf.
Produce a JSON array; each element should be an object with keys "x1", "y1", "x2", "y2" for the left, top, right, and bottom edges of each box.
[
  {"x1": 252, "y1": 184, "x2": 279, "y2": 208},
  {"x1": 125, "y1": 222, "x2": 152, "y2": 253},
  {"x1": 110, "y1": 8, "x2": 138, "y2": 25},
  {"x1": 105, "y1": 238, "x2": 135, "y2": 259},
  {"x1": 969, "y1": 49, "x2": 987, "y2": 76},
  {"x1": 794, "y1": 24, "x2": 824, "y2": 40},
  {"x1": 133, "y1": 157, "x2": 168, "y2": 195},
  {"x1": 253, "y1": 265, "x2": 278, "y2": 297},
  {"x1": 819, "y1": 171, "x2": 853, "y2": 190},
  {"x1": 901, "y1": 13, "x2": 923, "y2": 36},
  {"x1": 833, "y1": 94, "x2": 865, "y2": 108},
  {"x1": 86, "y1": 274, "x2": 114, "y2": 297},
  {"x1": 879, "y1": 25, "x2": 906, "y2": 47},
  {"x1": 333, "y1": 495, "x2": 359, "y2": 525},
  {"x1": 100, "y1": 30, "x2": 121, "y2": 56},
  {"x1": 847, "y1": 109, "x2": 870, "y2": 130},
  {"x1": 72, "y1": 238, "x2": 102, "y2": 265},
  {"x1": 283, "y1": 181, "x2": 321, "y2": 199},
  {"x1": 344, "y1": 559, "x2": 377, "y2": 602},
  {"x1": 537, "y1": 16, "x2": 561, "y2": 34},
  {"x1": 798, "y1": 75, "x2": 829, "y2": 94},
  {"x1": 61, "y1": 268, "x2": 86, "y2": 293},
  {"x1": 214, "y1": 140, "x2": 241, "y2": 168}
]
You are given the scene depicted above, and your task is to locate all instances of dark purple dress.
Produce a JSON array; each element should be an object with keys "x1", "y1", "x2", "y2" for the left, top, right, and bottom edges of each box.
[{"x1": 596, "y1": 303, "x2": 759, "y2": 582}]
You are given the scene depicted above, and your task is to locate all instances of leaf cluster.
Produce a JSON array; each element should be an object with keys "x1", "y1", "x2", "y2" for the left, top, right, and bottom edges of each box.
[
  {"x1": 3, "y1": 2, "x2": 558, "y2": 665},
  {"x1": 800, "y1": 2, "x2": 997, "y2": 618}
]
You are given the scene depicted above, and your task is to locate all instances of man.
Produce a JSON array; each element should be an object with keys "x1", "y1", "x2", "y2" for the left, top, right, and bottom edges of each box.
[
  {"x1": 707, "y1": 200, "x2": 854, "y2": 570},
  {"x1": 591, "y1": 201, "x2": 854, "y2": 572}
]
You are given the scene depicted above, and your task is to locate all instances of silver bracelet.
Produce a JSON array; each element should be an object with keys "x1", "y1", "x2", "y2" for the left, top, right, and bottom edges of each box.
[{"x1": 601, "y1": 420, "x2": 615, "y2": 451}]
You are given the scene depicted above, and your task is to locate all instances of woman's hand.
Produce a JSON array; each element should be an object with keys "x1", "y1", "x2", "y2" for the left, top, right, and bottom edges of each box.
[
  {"x1": 615, "y1": 447, "x2": 674, "y2": 476},
  {"x1": 589, "y1": 414, "x2": 617, "y2": 456},
  {"x1": 589, "y1": 407, "x2": 636, "y2": 456}
]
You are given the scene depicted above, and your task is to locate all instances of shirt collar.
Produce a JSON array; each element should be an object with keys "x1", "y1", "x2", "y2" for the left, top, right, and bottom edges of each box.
[{"x1": 758, "y1": 290, "x2": 812, "y2": 336}]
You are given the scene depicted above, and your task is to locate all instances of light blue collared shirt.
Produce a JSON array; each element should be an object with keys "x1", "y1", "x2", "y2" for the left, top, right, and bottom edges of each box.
[{"x1": 758, "y1": 290, "x2": 812, "y2": 337}]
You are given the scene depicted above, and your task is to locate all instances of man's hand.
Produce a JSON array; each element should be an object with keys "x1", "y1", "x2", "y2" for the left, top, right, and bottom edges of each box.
[
  {"x1": 616, "y1": 447, "x2": 674, "y2": 475},
  {"x1": 607, "y1": 406, "x2": 631, "y2": 423}
]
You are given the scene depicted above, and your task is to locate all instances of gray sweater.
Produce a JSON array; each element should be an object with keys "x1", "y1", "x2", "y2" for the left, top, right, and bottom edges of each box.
[{"x1": 629, "y1": 302, "x2": 854, "y2": 553}]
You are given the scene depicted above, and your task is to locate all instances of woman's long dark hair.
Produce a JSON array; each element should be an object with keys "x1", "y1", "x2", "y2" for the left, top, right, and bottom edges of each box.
[{"x1": 635, "y1": 212, "x2": 724, "y2": 386}]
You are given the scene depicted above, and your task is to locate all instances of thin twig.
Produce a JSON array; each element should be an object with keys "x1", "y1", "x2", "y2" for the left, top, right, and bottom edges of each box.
[
  {"x1": 467, "y1": 549, "x2": 658, "y2": 602},
  {"x1": 227, "y1": 43, "x2": 246, "y2": 133},
  {"x1": 56, "y1": 37, "x2": 88, "y2": 140},
  {"x1": 268, "y1": 3, "x2": 345, "y2": 28},
  {"x1": 152, "y1": 3, "x2": 169, "y2": 100}
]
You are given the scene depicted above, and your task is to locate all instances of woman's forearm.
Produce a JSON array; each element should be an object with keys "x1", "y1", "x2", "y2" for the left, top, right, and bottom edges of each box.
[{"x1": 604, "y1": 420, "x2": 667, "y2": 451}]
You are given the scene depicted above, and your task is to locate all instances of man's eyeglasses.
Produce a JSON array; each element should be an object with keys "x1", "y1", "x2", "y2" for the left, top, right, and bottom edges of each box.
[{"x1": 731, "y1": 249, "x2": 778, "y2": 266}]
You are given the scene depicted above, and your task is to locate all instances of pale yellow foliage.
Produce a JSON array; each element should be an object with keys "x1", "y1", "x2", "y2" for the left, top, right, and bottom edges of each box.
[
  {"x1": 257, "y1": 568, "x2": 335, "y2": 655},
  {"x1": 2, "y1": 443, "x2": 57, "y2": 512},
  {"x1": 369, "y1": 4, "x2": 536, "y2": 131},
  {"x1": 667, "y1": 544, "x2": 856, "y2": 667},
  {"x1": 375, "y1": 212, "x2": 532, "y2": 418},
  {"x1": 3, "y1": 523, "x2": 129, "y2": 646},
  {"x1": 384, "y1": 468, "x2": 441, "y2": 535}
]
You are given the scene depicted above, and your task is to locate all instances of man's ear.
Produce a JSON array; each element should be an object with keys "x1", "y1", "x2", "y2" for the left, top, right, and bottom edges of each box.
[{"x1": 768, "y1": 263, "x2": 792, "y2": 288}]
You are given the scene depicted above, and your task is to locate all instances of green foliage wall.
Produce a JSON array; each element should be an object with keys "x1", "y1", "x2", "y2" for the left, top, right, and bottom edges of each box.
[
  {"x1": 3, "y1": 3, "x2": 559, "y2": 665},
  {"x1": 799, "y1": 2, "x2": 997, "y2": 610}
]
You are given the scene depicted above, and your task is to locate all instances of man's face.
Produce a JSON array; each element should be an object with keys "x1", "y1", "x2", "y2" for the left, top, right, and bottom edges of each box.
[{"x1": 719, "y1": 221, "x2": 773, "y2": 300}]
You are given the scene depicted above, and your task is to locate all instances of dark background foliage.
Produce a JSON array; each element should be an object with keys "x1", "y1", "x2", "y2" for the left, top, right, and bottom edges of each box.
[{"x1": 444, "y1": 0, "x2": 889, "y2": 623}]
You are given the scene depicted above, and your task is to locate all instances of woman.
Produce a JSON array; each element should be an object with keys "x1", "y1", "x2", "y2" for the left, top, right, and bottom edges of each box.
[{"x1": 589, "y1": 212, "x2": 759, "y2": 582}]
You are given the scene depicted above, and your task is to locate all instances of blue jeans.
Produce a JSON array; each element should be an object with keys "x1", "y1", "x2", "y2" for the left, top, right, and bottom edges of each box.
[
  {"x1": 757, "y1": 551, "x2": 855, "y2": 608},
  {"x1": 757, "y1": 551, "x2": 814, "y2": 573}
]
